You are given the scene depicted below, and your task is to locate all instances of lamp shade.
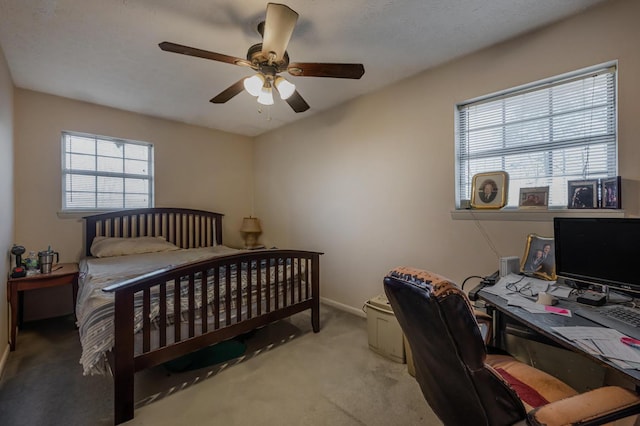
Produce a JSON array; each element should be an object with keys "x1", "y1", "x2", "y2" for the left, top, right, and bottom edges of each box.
[
  {"x1": 240, "y1": 217, "x2": 262, "y2": 233},
  {"x1": 257, "y1": 87, "x2": 274, "y2": 105},
  {"x1": 275, "y1": 76, "x2": 296, "y2": 100},
  {"x1": 243, "y1": 74, "x2": 264, "y2": 97}
]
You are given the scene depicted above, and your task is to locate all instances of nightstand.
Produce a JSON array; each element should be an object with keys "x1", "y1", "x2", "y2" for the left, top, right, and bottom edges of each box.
[{"x1": 7, "y1": 263, "x2": 79, "y2": 351}]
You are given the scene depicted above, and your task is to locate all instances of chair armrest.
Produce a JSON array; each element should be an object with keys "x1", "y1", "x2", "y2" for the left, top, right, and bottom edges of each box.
[{"x1": 526, "y1": 386, "x2": 640, "y2": 426}]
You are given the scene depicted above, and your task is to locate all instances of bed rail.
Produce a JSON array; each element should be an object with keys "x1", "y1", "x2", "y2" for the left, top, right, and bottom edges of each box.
[{"x1": 108, "y1": 249, "x2": 322, "y2": 424}]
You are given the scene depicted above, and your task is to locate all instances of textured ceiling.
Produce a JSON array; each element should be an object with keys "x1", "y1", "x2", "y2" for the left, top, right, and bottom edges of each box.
[{"x1": 0, "y1": 0, "x2": 608, "y2": 136}]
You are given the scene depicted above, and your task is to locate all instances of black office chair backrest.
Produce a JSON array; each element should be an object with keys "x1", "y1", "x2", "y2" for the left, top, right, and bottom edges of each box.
[{"x1": 384, "y1": 267, "x2": 526, "y2": 426}]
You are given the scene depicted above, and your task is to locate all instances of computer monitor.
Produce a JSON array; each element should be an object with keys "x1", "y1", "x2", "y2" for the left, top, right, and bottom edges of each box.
[{"x1": 554, "y1": 217, "x2": 640, "y2": 296}]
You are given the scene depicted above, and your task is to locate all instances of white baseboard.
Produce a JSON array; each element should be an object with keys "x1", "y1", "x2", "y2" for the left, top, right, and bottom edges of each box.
[
  {"x1": 0, "y1": 343, "x2": 9, "y2": 380},
  {"x1": 320, "y1": 297, "x2": 366, "y2": 318}
]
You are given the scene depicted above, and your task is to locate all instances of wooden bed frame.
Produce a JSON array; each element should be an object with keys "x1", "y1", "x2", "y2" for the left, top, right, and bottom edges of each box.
[{"x1": 83, "y1": 208, "x2": 322, "y2": 424}]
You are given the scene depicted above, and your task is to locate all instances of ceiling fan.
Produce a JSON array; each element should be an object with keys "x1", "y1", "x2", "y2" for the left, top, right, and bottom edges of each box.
[{"x1": 159, "y1": 2, "x2": 365, "y2": 113}]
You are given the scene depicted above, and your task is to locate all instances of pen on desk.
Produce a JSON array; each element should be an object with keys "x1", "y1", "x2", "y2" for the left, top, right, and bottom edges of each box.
[{"x1": 620, "y1": 337, "x2": 640, "y2": 349}]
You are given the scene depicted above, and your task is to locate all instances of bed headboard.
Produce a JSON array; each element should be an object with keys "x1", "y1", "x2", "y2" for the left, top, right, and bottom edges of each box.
[{"x1": 84, "y1": 208, "x2": 224, "y2": 256}]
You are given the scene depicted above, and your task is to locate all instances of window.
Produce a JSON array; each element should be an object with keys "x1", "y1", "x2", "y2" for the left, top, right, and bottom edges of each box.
[
  {"x1": 456, "y1": 64, "x2": 617, "y2": 209},
  {"x1": 62, "y1": 131, "x2": 154, "y2": 211}
]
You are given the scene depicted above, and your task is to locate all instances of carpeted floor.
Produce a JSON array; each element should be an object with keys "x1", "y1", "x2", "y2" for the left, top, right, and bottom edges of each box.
[{"x1": 0, "y1": 305, "x2": 440, "y2": 426}]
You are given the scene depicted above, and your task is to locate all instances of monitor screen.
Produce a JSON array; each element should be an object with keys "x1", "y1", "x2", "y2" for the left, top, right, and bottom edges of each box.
[{"x1": 554, "y1": 217, "x2": 640, "y2": 295}]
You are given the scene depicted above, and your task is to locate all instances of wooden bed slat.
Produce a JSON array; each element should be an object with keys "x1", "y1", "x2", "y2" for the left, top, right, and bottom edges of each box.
[
  {"x1": 247, "y1": 260, "x2": 253, "y2": 319},
  {"x1": 225, "y1": 267, "x2": 232, "y2": 325},
  {"x1": 266, "y1": 259, "x2": 272, "y2": 313},
  {"x1": 275, "y1": 262, "x2": 280, "y2": 310},
  {"x1": 257, "y1": 260, "x2": 262, "y2": 316},
  {"x1": 142, "y1": 289, "x2": 151, "y2": 353},
  {"x1": 159, "y1": 283, "x2": 167, "y2": 348},
  {"x1": 188, "y1": 274, "x2": 195, "y2": 338},
  {"x1": 173, "y1": 278, "x2": 181, "y2": 342},
  {"x1": 201, "y1": 268, "x2": 208, "y2": 334},
  {"x1": 214, "y1": 266, "x2": 220, "y2": 330},
  {"x1": 236, "y1": 261, "x2": 242, "y2": 323}
]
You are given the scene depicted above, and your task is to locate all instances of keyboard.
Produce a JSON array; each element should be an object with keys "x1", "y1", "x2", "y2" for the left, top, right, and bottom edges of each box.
[
  {"x1": 574, "y1": 305, "x2": 640, "y2": 340},
  {"x1": 606, "y1": 306, "x2": 640, "y2": 327}
]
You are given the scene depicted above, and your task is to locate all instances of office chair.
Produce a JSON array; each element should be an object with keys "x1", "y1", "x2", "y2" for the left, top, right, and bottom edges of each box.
[{"x1": 383, "y1": 266, "x2": 640, "y2": 426}]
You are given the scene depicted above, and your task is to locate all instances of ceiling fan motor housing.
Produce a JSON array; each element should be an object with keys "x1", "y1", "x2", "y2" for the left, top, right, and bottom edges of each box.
[{"x1": 247, "y1": 43, "x2": 289, "y2": 71}]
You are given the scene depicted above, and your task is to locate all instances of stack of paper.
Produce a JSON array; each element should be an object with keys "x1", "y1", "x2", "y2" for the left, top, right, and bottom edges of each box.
[
  {"x1": 552, "y1": 326, "x2": 640, "y2": 370},
  {"x1": 481, "y1": 274, "x2": 572, "y2": 316}
]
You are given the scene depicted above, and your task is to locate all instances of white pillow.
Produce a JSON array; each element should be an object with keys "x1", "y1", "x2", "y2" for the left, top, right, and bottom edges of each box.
[{"x1": 90, "y1": 236, "x2": 180, "y2": 258}]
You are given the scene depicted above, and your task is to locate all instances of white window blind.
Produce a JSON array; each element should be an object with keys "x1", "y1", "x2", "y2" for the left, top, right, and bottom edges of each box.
[
  {"x1": 62, "y1": 132, "x2": 154, "y2": 211},
  {"x1": 456, "y1": 64, "x2": 617, "y2": 208}
]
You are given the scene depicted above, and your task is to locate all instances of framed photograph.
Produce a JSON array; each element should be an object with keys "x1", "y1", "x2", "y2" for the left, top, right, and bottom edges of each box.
[
  {"x1": 470, "y1": 171, "x2": 509, "y2": 209},
  {"x1": 520, "y1": 234, "x2": 555, "y2": 280},
  {"x1": 518, "y1": 186, "x2": 549, "y2": 209},
  {"x1": 601, "y1": 176, "x2": 621, "y2": 209},
  {"x1": 567, "y1": 179, "x2": 598, "y2": 209}
]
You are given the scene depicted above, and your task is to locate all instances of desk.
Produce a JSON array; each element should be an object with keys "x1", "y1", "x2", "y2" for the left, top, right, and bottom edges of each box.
[
  {"x1": 7, "y1": 263, "x2": 79, "y2": 351},
  {"x1": 478, "y1": 289, "x2": 640, "y2": 388}
]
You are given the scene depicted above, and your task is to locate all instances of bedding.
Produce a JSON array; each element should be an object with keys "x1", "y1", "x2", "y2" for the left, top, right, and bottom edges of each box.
[
  {"x1": 78, "y1": 245, "x2": 231, "y2": 374},
  {"x1": 77, "y1": 245, "x2": 304, "y2": 375}
]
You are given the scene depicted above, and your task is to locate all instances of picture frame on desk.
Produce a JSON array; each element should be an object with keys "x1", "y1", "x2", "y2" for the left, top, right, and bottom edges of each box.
[{"x1": 520, "y1": 234, "x2": 556, "y2": 281}]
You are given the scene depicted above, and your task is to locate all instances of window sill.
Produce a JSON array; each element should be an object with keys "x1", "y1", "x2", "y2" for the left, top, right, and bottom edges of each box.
[{"x1": 450, "y1": 208, "x2": 626, "y2": 221}]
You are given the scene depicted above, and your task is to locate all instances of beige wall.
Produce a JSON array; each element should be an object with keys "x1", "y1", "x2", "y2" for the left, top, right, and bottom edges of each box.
[
  {"x1": 14, "y1": 90, "x2": 254, "y2": 319},
  {"x1": 254, "y1": 0, "x2": 640, "y2": 312},
  {"x1": 0, "y1": 44, "x2": 14, "y2": 364}
]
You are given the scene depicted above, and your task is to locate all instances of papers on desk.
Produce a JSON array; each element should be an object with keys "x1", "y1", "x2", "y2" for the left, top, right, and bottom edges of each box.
[
  {"x1": 481, "y1": 274, "x2": 573, "y2": 316},
  {"x1": 552, "y1": 326, "x2": 640, "y2": 370}
]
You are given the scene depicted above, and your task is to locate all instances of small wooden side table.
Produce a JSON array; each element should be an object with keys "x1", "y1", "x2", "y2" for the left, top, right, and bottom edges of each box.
[{"x1": 7, "y1": 262, "x2": 79, "y2": 351}]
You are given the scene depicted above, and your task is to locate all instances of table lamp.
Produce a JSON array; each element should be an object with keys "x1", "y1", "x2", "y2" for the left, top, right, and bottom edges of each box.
[{"x1": 240, "y1": 217, "x2": 262, "y2": 249}]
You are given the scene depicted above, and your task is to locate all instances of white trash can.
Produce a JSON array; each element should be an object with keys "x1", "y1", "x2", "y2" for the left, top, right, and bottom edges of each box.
[{"x1": 364, "y1": 293, "x2": 406, "y2": 363}]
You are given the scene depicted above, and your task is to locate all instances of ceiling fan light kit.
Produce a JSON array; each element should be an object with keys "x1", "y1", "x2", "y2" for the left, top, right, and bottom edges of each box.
[{"x1": 159, "y1": 2, "x2": 365, "y2": 113}]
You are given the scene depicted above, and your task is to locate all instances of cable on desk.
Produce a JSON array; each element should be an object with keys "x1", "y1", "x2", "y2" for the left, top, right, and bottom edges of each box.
[{"x1": 462, "y1": 275, "x2": 483, "y2": 290}]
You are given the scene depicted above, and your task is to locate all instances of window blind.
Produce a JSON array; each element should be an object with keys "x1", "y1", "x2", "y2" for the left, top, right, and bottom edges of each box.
[
  {"x1": 62, "y1": 132, "x2": 154, "y2": 211},
  {"x1": 456, "y1": 65, "x2": 617, "y2": 208}
]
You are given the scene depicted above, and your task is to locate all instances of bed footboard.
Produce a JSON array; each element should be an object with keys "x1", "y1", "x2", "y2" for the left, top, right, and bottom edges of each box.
[{"x1": 106, "y1": 249, "x2": 321, "y2": 424}]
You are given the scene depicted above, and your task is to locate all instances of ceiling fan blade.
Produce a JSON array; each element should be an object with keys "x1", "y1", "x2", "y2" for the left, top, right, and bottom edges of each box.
[
  {"x1": 210, "y1": 79, "x2": 246, "y2": 104},
  {"x1": 284, "y1": 90, "x2": 310, "y2": 113},
  {"x1": 159, "y1": 41, "x2": 252, "y2": 68},
  {"x1": 261, "y1": 3, "x2": 299, "y2": 62},
  {"x1": 287, "y1": 63, "x2": 365, "y2": 79}
]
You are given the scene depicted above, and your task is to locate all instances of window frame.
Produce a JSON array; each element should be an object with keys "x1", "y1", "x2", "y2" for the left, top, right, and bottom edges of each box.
[
  {"x1": 61, "y1": 131, "x2": 155, "y2": 212},
  {"x1": 454, "y1": 62, "x2": 618, "y2": 210}
]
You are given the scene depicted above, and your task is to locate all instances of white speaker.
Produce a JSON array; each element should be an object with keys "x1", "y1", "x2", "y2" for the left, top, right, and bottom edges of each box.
[{"x1": 499, "y1": 256, "x2": 520, "y2": 277}]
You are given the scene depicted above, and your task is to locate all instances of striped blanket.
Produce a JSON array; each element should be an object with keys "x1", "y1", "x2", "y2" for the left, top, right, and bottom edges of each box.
[{"x1": 76, "y1": 246, "x2": 242, "y2": 375}]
